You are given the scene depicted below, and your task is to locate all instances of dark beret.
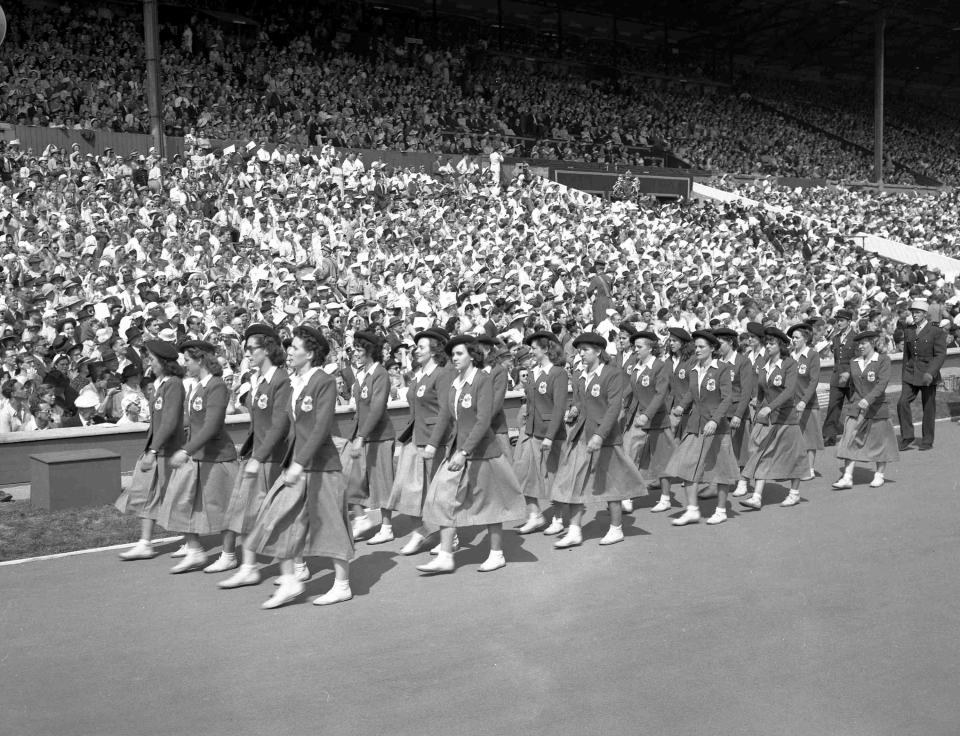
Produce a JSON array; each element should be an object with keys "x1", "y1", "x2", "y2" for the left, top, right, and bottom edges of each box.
[
  {"x1": 572, "y1": 331, "x2": 607, "y2": 350},
  {"x1": 444, "y1": 334, "x2": 478, "y2": 355},
  {"x1": 523, "y1": 330, "x2": 559, "y2": 346},
  {"x1": 179, "y1": 339, "x2": 216, "y2": 354},
  {"x1": 691, "y1": 329, "x2": 720, "y2": 348},
  {"x1": 764, "y1": 326, "x2": 791, "y2": 344},
  {"x1": 244, "y1": 323, "x2": 279, "y2": 341},
  {"x1": 143, "y1": 339, "x2": 178, "y2": 361},
  {"x1": 667, "y1": 327, "x2": 692, "y2": 342},
  {"x1": 712, "y1": 327, "x2": 739, "y2": 341}
]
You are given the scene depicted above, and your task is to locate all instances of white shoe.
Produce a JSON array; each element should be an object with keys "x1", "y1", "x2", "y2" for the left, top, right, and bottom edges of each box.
[
  {"x1": 650, "y1": 498, "x2": 673, "y2": 513},
  {"x1": 518, "y1": 514, "x2": 546, "y2": 534},
  {"x1": 399, "y1": 531, "x2": 428, "y2": 555},
  {"x1": 739, "y1": 496, "x2": 762, "y2": 511},
  {"x1": 119, "y1": 540, "x2": 155, "y2": 560},
  {"x1": 417, "y1": 553, "x2": 455, "y2": 574},
  {"x1": 869, "y1": 473, "x2": 885, "y2": 488},
  {"x1": 832, "y1": 475, "x2": 853, "y2": 490},
  {"x1": 273, "y1": 562, "x2": 310, "y2": 585},
  {"x1": 542, "y1": 517, "x2": 565, "y2": 536},
  {"x1": 553, "y1": 529, "x2": 583, "y2": 549},
  {"x1": 801, "y1": 469, "x2": 816, "y2": 481},
  {"x1": 351, "y1": 515, "x2": 376, "y2": 540},
  {"x1": 261, "y1": 577, "x2": 304, "y2": 609},
  {"x1": 429, "y1": 535, "x2": 459, "y2": 555},
  {"x1": 170, "y1": 549, "x2": 207, "y2": 574},
  {"x1": 620, "y1": 498, "x2": 634, "y2": 513},
  {"x1": 366, "y1": 526, "x2": 395, "y2": 545},
  {"x1": 218, "y1": 565, "x2": 262, "y2": 589},
  {"x1": 780, "y1": 493, "x2": 801, "y2": 507},
  {"x1": 731, "y1": 481, "x2": 749, "y2": 498},
  {"x1": 672, "y1": 508, "x2": 701, "y2": 526},
  {"x1": 170, "y1": 543, "x2": 189, "y2": 558},
  {"x1": 599, "y1": 527, "x2": 624, "y2": 546},
  {"x1": 705, "y1": 511, "x2": 727, "y2": 525},
  {"x1": 203, "y1": 553, "x2": 238, "y2": 574},
  {"x1": 313, "y1": 582, "x2": 353, "y2": 606},
  {"x1": 478, "y1": 552, "x2": 506, "y2": 572}
]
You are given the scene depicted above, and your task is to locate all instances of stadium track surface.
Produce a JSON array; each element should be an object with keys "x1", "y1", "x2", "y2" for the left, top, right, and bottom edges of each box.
[{"x1": 4, "y1": 421, "x2": 960, "y2": 736}]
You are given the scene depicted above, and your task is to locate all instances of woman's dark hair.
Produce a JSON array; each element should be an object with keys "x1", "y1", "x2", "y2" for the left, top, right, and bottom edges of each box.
[
  {"x1": 247, "y1": 334, "x2": 286, "y2": 366},
  {"x1": 531, "y1": 337, "x2": 565, "y2": 367},
  {"x1": 1, "y1": 379, "x2": 18, "y2": 400},
  {"x1": 465, "y1": 341, "x2": 485, "y2": 368},
  {"x1": 354, "y1": 335, "x2": 382, "y2": 362},
  {"x1": 293, "y1": 327, "x2": 330, "y2": 367},
  {"x1": 766, "y1": 336, "x2": 791, "y2": 359},
  {"x1": 153, "y1": 353, "x2": 185, "y2": 378},
  {"x1": 424, "y1": 337, "x2": 448, "y2": 367},
  {"x1": 183, "y1": 347, "x2": 223, "y2": 376},
  {"x1": 636, "y1": 336, "x2": 661, "y2": 358}
]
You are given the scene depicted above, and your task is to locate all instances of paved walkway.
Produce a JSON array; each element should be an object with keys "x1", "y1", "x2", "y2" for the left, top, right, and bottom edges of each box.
[{"x1": 3, "y1": 421, "x2": 960, "y2": 736}]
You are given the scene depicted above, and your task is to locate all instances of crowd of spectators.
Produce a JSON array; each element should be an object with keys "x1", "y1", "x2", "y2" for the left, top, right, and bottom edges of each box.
[{"x1": 1, "y1": 138, "x2": 958, "y2": 435}]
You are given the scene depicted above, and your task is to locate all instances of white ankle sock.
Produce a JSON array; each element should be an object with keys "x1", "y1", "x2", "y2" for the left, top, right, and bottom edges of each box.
[
  {"x1": 658, "y1": 495, "x2": 670, "y2": 503},
  {"x1": 436, "y1": 551, "x2": 454, "y2": 563},
  {"x1": 608, "y1": 524, "x2": 622, "y2": 532}
]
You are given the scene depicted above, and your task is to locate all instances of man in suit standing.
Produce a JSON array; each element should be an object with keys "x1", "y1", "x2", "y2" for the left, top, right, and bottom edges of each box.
[
  {"x1": 897, "y1": 299, "x2": 946, "y2": 451},
  {"x1": 822, "y1": 308, "x2": 856, "y2": 446}
]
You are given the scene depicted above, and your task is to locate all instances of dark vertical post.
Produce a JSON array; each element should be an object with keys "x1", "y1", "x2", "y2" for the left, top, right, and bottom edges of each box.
[
  {"x1": 143, "y1": 0, "x2": 164, "y2": 158},
  {"x1": 612, "y1": 16, "x2": 619, "y2": 68},
  {"x1": 874, "y1": 10, "x2": 885, "y2": 184},
  {"x1": 556, "y1": 2, "x2": 563, "y2": 58},
  {"x1": 497, "y1": 0, "x2": 503, "y2": 50}
]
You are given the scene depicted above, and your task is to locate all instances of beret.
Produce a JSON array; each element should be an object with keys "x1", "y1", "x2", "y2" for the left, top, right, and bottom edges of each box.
[
  {"x1": 353, "y1": 330, "x2": 382, "y2": 346},
  {"x1": 853, "y1": 330, "x2": 880, "y2": 342},
  {"x1": 572, "y1": 331, "x2": 607, "y2": 350},
  {"x1": 414, "y1": 327, "x2": 450, "y2": 344},
  {"x1": 244, "y1": 323, "x2": 279, "y2": 341},
  {"x1": 764, "y1": 326, "x2": 790, "y2": 344},
  {"x1": 786, "y1": 322, "x2": 813, "y2": 337},
  {"x1": 143, "y1": 339, "x2": 178, "y2": 361},
  {"x1": 691, "y1": 329, "x2": 720, "y2": 348},
  {"x1": 667, "y1": 327, "x2": 692, "y2": 342},
  {"x1": 523, "y1": 330, "x2": 559, "y2": 346},
  {"x1": 711, "y1": 327, "x2": 738, "y2": 341},
  {"x1": 631, "y1": 330, "x2": 659, "y2": 343},
  {"x1": 179, "y1": 339, "x2": 216, "y2": 354},
  {"x1": 834, "y1": 308, "x2": 854, "y2": 321},
  {"x1": 444, "y1": 334, "x2": 478, "y2": 355},
  {"x1": 745, "y1": 322, "x2": 766, "y2": 338}
]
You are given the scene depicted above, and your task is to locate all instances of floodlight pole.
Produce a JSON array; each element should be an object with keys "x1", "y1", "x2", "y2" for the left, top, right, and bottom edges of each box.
[
  {"x1": 143, "y1": 0, "x2": 165, "y2": 158},
  {"x1": 873, "y1": 10, "x2": 885, "y2": 185}
]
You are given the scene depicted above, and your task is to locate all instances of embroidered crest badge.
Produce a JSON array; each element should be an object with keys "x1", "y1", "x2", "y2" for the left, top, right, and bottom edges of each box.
[
  {"x1": 360, "y1": 386, "x2": 369, "y2": 400},
  {"x1": 799, "y1": 364, "x2": 807, "y2": 375},
  {"x1": 461, "y1": 393, "x2": 472, "y2": 409},
  {"x1": 590, "y1": 384, "x2": 601, "y2": 397},
  {"x1": 730, "y1": 369, "x2": 735, "y2": 382},
  {"x1": 641, "y1": 375, "x2": 650, "y2": 387},
  {"x1": 154, "y1": 396, "x2": 163, "y2": 411},
  {"x1": 678, "y1": 369, "x2": 686, "y2": 380},
  {"x1": 773, "y1": 375, "x2": 783, "y2": 387},
  {"x1": 416, "y1": 385, "x2": 426, "y2": 398},
  {"x1": 301, "y1": 396, "x2": 314, "y2": 413},
  {"x1": 256, "y1": 394, "x2": 269, "y2": 410},
  {"x1": 538, "y1": 381, "x2": 547, "y2": 394},
  {"x1": 192, "y1": 396, "x2": 204, "y2": 412},
  {"x1": 867, "y1": 370, "x2": 876, "y2": 382},
  {"x1": 706, "y1": 379, "x2": 716, "y2": 392}
]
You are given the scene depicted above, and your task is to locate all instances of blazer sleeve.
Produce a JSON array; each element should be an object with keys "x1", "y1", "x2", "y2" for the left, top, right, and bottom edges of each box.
[
  {"x1": 546, "y1": 369, "x2": 568, "y2": 439},
  {"x1": 461, "y1": 374, "x2": 493, "y2": 455},
  {"x1": 292, "y1": 378, "x2": 336, "y2": 467},
  {"x1": 768, "y1": 360, "x2": 798, "y2": 411},
  {"x1": 150, "y1": 380, "x2": 184, "y2": 453},
  {"x1": 490, "y1": 365, "x2": 507, "y2": 417},
  {"x1": 801, "y1": 353, "x2": 820, "y2": 404},
  {"x1": 929, "y1": 328, "x2": 947, "y2": 376},
  {"x1": 183, "y1": 381, "x2": 228, "y2": 456},
  {"x1": 710, "y1": 366, "x2": 734, "y2": 422},
  {"x1": 596, "y1": 369, "x2": 623, "y2": 440},
  {"x1": 427, "y1": 383, "x2": 453, "y2": 448},
  {"x1": 863, "y1": 357, "x2": 890, "y2": 404},
  {"x1": 358, "y1": 367, "x2": 388, "y2": 438},
  {"x1": 643, "y1": 363, "x2": 669, "y2": 419},
  {"x1": 252, "y1": 378, "x2": 293, "y2": 463},
  {"x1": 732, "y1": 361, "x2": 754, "y2": 418}
]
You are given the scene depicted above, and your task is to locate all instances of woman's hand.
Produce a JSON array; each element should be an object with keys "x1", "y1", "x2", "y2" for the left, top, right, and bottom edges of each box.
[
  {"x1": 350, "y1": 437, "x2": 364, "y2": 458},
  {"x1": 423, "y1": 445, "x2": 437, "y2": 460},
  {"x1": 244, "y1": 458, "x2": 261, "y2": 475},
  {"x1": 447, "y1": 450, "x2": 467, "y2": 471},
  {"x1": 170, "y1": 449, "x2": 189, "y2": 468},
  {"x1": 703, "y1": 420, "x2": 718, "y2": 436},
  {"x1": 635, "y1": 414, "x2": 650, "y2": 430},
  {"x1": 140, "y1": 451, "x2": 156, "y2": 471},
  {"x1": 284, "y1": 462, "x2": 304, "y2": 485},
  {"x1": 796, "y1": 401, "x2": 806, "y2": 414},
  {"x1": 586, "y1": 434, "x2": 603, "y2": 453},
  {"x1": 540, "y1": 437, "x2": 553, "y2": 452},
  {"x1": 730, "y1": 415, "x2": 741, "y2": 430},
  {"x1": 857, "y1": 398, "x2": 869, "y2": 411},
  {"x1": 756, "y1": 406, "x2": 772, "y2": 423}
]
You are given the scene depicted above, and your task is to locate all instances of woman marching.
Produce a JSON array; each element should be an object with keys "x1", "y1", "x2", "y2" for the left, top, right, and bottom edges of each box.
[
  {"x1": 832, "y1": 330, "x2": 899, "y2": 490},
  {"x1": 385, "y1": 327, "x2": 455, "y2": 555},
  {"x1": 476, "y1": 335, "x2": 513, "y2": 462},
  {"x1": 513, "y1": 331, "x2": 569, "y2": 535},
  {"x1": 664, "y1": 330, "x2": 740, "y2": 526},
  {"x1": 345, "y1": 331, "x2": 396, "y2": 544},
  {"x1": 551, "y1": 332, "x2": 646, "y2": 548},
  {"x1": 116, "y1": 340, "x2": 186, "y2": 560},
  {"x1": 218, "y1": 324, "x2": 297, "y2": 589},
  {"x1": 416, "y1": 335, "x2": 525, "y2": 574},
  {"x1": 713, "y1": 327, "x2": 756, "y2": 499},
  {"x1": 154, "y1": 340, "x2": 240, "y2": 573},
  {"x1": 621, "y1": 330, "x2": 675, "y2": 514},
  {"x1": 245, "y1": 326, "x2": 355, "y2": 608},
  {"x1": 738, "y1": 327, "x2": 808, "y2": 512},
  {"x1": 788, "y1": 322, "x2": 824, "y2": 481}
]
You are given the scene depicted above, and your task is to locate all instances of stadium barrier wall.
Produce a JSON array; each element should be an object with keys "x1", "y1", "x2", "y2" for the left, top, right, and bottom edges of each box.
[{"x1": 2, "y1": 349, "x2": 958, "y2": 488}]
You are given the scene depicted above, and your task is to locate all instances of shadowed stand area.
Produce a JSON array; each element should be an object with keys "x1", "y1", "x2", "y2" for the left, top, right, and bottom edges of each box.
[{"x1": 3, "y1": 421, "x2": 960, "y2": 736}]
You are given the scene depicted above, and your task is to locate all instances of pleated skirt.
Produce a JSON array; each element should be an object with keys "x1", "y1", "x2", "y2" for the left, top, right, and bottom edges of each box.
[
  {"x1": 496, "y1": 432, "x2": 514, "y2": 463},
  {"x1": 342, "y1": 439, "x2": 396, "y2": 509},
  {"x1": 664, "y1": 432, "x2": 740, "y2": 485},
  {"x1": 731, "y1": 417, "x2": 753, "y2": 466},
  {"x1": 223, "y1": 459, "x2": 285, "y2": 535},
  {"x1": 836, "y1": 416, "x2": 900, "y2": 463},
  {"x1": 551, "y1": 440, "x2": 647, "y2": 505},
  {"x1": 386, "y1": 442, "x2": 447, "y2": 517},
  {"x1": 154, "y1": 459, "x2": 239, "y2": 534},
  {"x1": 114, "y1": 453, "x2": 173, "y2": 519},
  {"x1": 631, "y1": 426, "x2": 676, "y2": 480},
  {"x1": 741, "y1": 422, "x2": 808, "y2": 481},
  {"x1": 799, "y1": 407, "x2": 825, "y2": 451},
  {"x1": 513, "y1": 434, "x2": 563, "y2": 501},
  {"x1": 422, "y1": 454, "x2": 525, "y2": 528},
  {"x1": 245, "y1": 470, "x2": 355, "y2": 561}
]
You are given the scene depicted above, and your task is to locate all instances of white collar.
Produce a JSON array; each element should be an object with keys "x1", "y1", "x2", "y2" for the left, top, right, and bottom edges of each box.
[
  {"x1": 295, "y1": 366, "x2": 321, "y2": 384},
  {"x1": 694, "y1": 358, "x2": 718, "y2": 372},
  {"x1": 154, "y1": 375, "x2": 168, "y2": 389},
  {"x1": 637, "y1": 354, "x2": 656, "y2": 370},
  {"x1": 765, "y1": 357, "x2": 783, "y2": 371},
  {"x1": 198, "y1": 373, "x2": 212, "y2": 387},
  {"x1": 414, "y1": 360, "x2": 437, "y2": 381},
  {"x1": 792, "y1": 347, "x2": 810, "y2": 359},
  {"x1": 855, "y1": 353, "x2": 879, "y2": 368},
  {"x1": 260, "y1": 365, "x2": 277, "y2": 384},
  {"x1": 453, "y1": 365, "x2": 478, "y2": 390},
  {"x1": 584, "y1": 362, "x2": 604, "y2": 381},
  {"x1": 724, "y1": 350, "x2": 739, "y2": 364}
]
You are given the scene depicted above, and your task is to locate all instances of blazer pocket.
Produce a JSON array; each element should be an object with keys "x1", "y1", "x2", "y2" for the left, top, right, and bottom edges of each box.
[
  {"x1": 424, "y1": 417, "x2": 437, "y2": 426},
  {"x1": 541, "y1": 413, "x2": 552, "y2": 421}
]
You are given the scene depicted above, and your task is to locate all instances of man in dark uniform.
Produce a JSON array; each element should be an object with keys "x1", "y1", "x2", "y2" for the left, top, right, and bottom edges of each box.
[
  {"x1": 897, "y1": 299, "x2": 947, "y2": 451},
  {"x1": 821, "y1": 308, "x2": 856, "y2": 446}
]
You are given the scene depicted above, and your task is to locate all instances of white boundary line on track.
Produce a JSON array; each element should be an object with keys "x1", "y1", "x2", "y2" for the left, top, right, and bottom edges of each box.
[
  {"x1": 1, "y1": 417, "x2": 957, "y2": 566},
  {"x1": 0, "y1": 536, "x2": 183, "y2": 566}
]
